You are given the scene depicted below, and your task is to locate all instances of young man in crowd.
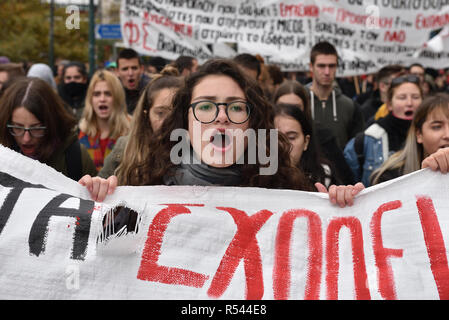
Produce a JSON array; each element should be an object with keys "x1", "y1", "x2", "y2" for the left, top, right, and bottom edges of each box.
[
  {"x1": 306, "y1": 41, "x2": 364, "y2": 150},
  {"x1": 360, "y1": 64, "x2": 405, "y2": 124},
  {"x1": 233, "y1": 53, "x2": 261, "y2": 82},
  {"x1": 116, "y1": 48, "x2": 150, "y2": 114},
  {"x1": 409, "y1": 63, "x2": 426, "y2": 85},
  {"x1": 173, "y1": 55, "x2": 198, "y2": 77}
]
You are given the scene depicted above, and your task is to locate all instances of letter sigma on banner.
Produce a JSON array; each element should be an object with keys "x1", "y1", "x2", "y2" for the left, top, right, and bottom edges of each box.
[
  {"x1": 1, "y1": 144, "x2": 449, "y2": 299},
  {"x1": 120, "y1": 0, "x2": 449, "y2": 75}
]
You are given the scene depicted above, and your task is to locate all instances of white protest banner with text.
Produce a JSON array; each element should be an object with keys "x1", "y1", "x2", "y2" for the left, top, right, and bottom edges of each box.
[
  {"x1": 0, "y1": 145, "x2": 449, "y2": 299},
  {"x1": 120, "y1": 0, "x2": 449, "y2": 75}
]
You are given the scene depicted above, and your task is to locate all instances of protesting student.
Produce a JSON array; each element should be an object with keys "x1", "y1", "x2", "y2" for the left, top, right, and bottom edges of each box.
[
  {"x1": 79, "y1": 59, "x2": 364, "y2": 209},
  {"x1": 78, "y1": 70, "x2": 130, "y2": 171},
  {"x1": 306, "y1": 41, "x2": 364, "y2": 150},
  {"x1": 344, "y1": 75, "x2": 423, "y2": 187},
  {"x1": 274, "y1": 103, "x2": 340, "y2": 188},
  {"x1": 273, "y1": 80, "x2": 311, "y2": 118},
  {"x1": 371, "y1": 93, "x2": 449, "y2": 184},
  {"x1": 99, "y1": 66, "x2": 183, "y2": 179},
  {"x1": 0, "y1": 77, "x2": 97, "y2": 180},
  {"x1": 57, "y1": 61, "x2": 89, "y2": 120},
  {"x1": 273, "y1": 80, "x2": 356, "y2": 184}
]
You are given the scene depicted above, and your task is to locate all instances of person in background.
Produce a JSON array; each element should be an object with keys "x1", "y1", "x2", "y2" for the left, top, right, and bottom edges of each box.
[
  {"x1": 266, "y1": 64, "x2": 284, "y2": 98},
  {"x1": 58, "y1": 61, "x2": 89, "y2": 120},
  {"x1": 79, "y1": 59, "x2": 364, "y2": 210},
  {"x1": 274, "y1": 103, "x2": 341, "y2": 188},
  {"x1": 272, "y1": 80, "x2": 356, "y2": 184},
  {"x1": 371, "y1": 93, "x2": 449, "y2": 185},
  {"x1": 344, "y1": 75, "x2": 423, "y2": 187},
  {"x1": 233, "y1": 53, "x2": 261, "y2": 82},
  {"x1": 306, "y1": 41, "x2": 364, "y2": 150},
  {"x1": 172, "y1": 55, "x2": 198, "y2": 77},
  {"x1": 361, "y1": 65, "x2": 405, "y2": 124},
  {"x1": 0, "y1": 63, "x2": 25, "y2": 97},
  {"x1": 422, "y1": 73, "x2": 437, "y2": 97},
  {"x1": 0, "y1": 78, "x2": 96, "y2": 180},
  {"x1": 78, "y1": 70, "x2": 130, "y2": 172},
  {"x1": 115, "y1": 48, "x2": 150, "y2": 114},
  {"x1": 273, "y1": 80, "x2": 311, "y2": 117},
  {"x1": 409, "y1": 63, "x2": 426, "y2": 85},
  {"x1": 147, "y1": 56, "x2": 168, "y2": 75},
  {"x1": 54, "y1": 59, "x2": 70, "y2": 86},
  {"x1": 99, "y1": 65, "x2": 183, "y2": 179},
  {"x1": 27, "y1": 63, "x2": 57, "y2": 90}
]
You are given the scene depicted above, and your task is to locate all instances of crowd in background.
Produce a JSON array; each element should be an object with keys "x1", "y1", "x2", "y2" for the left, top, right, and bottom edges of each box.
[{"x1": 1, "y1": 42, "x2": 449, "y2": 214}]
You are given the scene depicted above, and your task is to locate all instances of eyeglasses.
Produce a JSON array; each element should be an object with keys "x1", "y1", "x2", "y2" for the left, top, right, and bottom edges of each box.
[
  {"x1": 390, "y1": 75, "x2": 421, "y2": 87},
  {"x1": 190, "y1": 100, "x2": 251, "y2": 124},
  {"x1": 7, "y1": 124, "x2": 47, "y2": 137}
]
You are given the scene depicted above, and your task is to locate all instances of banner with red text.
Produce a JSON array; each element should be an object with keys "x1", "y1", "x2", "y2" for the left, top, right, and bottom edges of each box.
[
  {"x1": 1, "y1": 144, "x2": 449, "y2": 299},
  {"x1": 120, "y1": 0, "x2": 449, "y2": 75}
]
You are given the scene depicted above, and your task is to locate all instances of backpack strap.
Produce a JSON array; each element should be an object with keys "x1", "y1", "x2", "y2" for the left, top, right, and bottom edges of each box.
[{"x1": 65, "y1": 139, "x2": 83, "y2": 181}]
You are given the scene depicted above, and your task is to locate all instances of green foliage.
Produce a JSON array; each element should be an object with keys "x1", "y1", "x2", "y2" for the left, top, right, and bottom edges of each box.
[{"x1": 0, "y1": 0, "x2": 90, "y2": 63}]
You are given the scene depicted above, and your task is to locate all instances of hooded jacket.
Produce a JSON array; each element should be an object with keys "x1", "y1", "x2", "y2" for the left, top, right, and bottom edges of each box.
[{"x1": 306, "y1": 83, "x2": 364, "y2": 150}]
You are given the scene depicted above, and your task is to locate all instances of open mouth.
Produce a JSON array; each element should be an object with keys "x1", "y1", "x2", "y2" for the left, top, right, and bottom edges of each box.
[
  {"x1": 404, "y1": 110, "x2": 414, "y2": 117},
  {"x1": 20, "y1": 144, "x2": 36, "y2": 155},
  {"x1": 128, "y1": 79, "x2": 136, "y2": 87},
  {"x1": 210, "y1": 130, "x2": 232, "y2": 151},
  {"x1": 98, "y1": 105, "x2": 109, "y2": 112}
]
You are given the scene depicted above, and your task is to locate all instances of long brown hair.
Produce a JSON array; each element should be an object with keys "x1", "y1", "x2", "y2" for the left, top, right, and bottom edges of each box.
[
  {"x1": 115, "y1": 66, "x2": 183, "y2": 184},
  {"x1": 119, "y1": 58, "x2": 314, "y2": 191},
  {"x1": 0, "y1": 77, "x2": 77, "y2": 161}
]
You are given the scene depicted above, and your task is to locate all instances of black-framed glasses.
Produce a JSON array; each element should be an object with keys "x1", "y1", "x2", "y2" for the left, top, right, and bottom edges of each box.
[
  {"x1": 7, "y1": 124, "x2": 47, "y2": 137},
  {"x1": 390, "y1": 75, "x2": 420, "y2": 87},
  {"x1": 190, "y1": 100, "x2": 251, "y2": 124}
]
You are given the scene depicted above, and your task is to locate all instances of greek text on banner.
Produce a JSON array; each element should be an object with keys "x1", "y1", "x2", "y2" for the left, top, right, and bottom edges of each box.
[{"x1": 0, "y1": 144, "x2": 449, "y2": 299}]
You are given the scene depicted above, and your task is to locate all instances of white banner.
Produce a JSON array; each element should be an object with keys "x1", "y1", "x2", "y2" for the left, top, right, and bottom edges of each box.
[
  {"x1": 1, "y1": 144, "x2": 449, "y2": 300},
  {"x1": 120, "y1": 0, "x2": 449, "y2": 75}
]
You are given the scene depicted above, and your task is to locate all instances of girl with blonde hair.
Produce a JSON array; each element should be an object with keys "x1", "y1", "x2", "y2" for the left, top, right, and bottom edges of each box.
[{"x1": 78, "y1": 70, "x2": 130, "y2": 171}]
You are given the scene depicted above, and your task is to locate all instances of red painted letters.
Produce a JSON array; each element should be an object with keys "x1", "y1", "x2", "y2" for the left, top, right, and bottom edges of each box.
[
  {"x1": 416, "y1": 196, "x2": 449, "y2": 299},
  {"x1": 137, "y1": 203, "x2": 209, "y2": 288},
  {"x1": 370, "y1": 200, "x2": 403, "y2": 300},
  {"x1": 207, "y1": 207, "x2": 273, "y2": 299},
  {"x1": 273, "y1": 209, "x2": 322, "y2": 300},
  {"x1": 326, "y1": 217, "x2": 371, "y2": 300}
]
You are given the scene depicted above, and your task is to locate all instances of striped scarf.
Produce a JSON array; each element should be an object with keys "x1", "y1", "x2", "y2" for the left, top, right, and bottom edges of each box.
[{"x1": 78, "y1": 130, "x2": 116, "y2": 171}]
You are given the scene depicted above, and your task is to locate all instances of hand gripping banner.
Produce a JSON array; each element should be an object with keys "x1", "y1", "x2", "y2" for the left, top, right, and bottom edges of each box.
[{"x1": 1, "y1": 144, "x2": 449, "y2": 299}]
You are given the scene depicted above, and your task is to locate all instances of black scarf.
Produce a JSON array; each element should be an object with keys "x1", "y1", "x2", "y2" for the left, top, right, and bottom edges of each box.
[{"x1": 376, "y1": 113, "x2": 412, "y2": 152}]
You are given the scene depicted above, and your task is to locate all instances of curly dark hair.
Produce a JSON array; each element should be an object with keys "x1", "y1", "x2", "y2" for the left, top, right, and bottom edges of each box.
[{"x1": 120, "y1": 58, "x2": 314, "y2": 191}]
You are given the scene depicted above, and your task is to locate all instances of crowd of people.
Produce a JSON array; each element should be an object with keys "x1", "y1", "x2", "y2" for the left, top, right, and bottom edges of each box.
[{"x1": 1, "y1": 41, "x2": 449, "y2": 220}]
